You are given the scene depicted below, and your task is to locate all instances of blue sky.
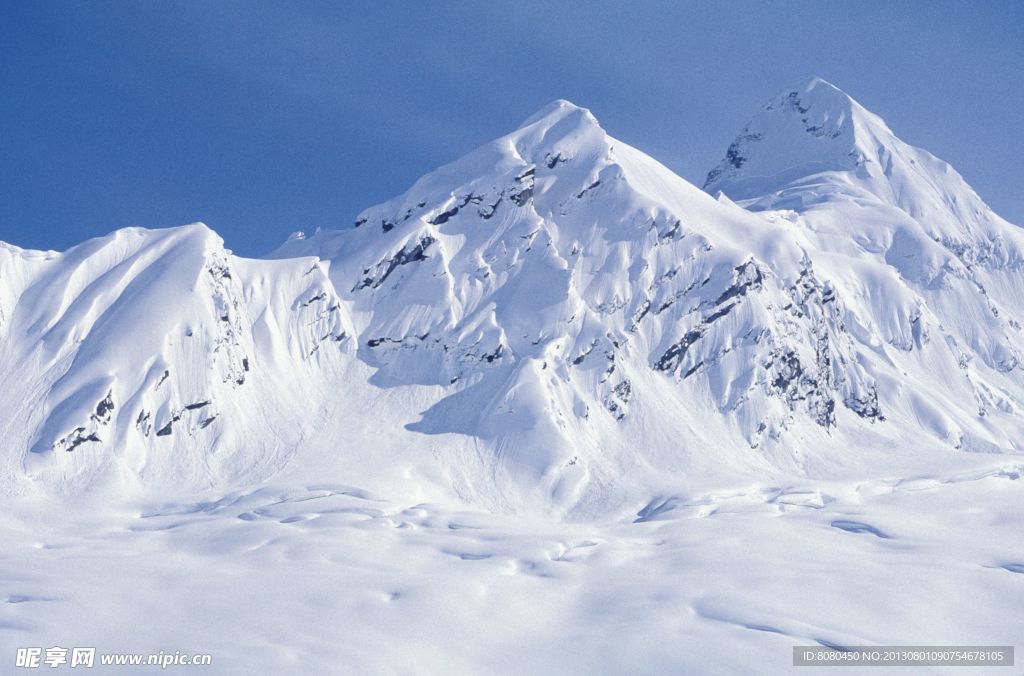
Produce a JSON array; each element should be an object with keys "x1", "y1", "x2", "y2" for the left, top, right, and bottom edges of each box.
[{"x1": 2, "y1": 1, "x2": 1022, "y2": 256}]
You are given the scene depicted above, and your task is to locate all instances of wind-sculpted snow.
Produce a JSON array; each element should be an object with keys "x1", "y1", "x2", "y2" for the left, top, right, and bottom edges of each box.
[
  {"x1": 4, "y1": 85, "x2": 1024, "y2": 518},
  {"x1": 1, "y1": 460, "x2": 1021, "y2": 673},
  {"x1": 272, "y1": 92, "x2": 1024, "y2": 513},
  {"x1": 4, "y1": 79, "x2": 1024, "y2": 673},
  {"x1": 0, "y1": 224, "x2": 354, "y2": 494},
  {"x1": 705, "y1": 77, "x2": 1024, "y2": 456}
]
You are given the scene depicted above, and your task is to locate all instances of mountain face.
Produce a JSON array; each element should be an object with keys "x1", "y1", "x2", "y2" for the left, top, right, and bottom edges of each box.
[
  {"x1": 703, "y1": 77, "x2": 1024, "y2": 449},
  {"x1": 3, "y1": 82, "x2": 1023, "y2": 515},
  {"x1": 0, "y1": 225, "x2": 355, "y2": 494}
]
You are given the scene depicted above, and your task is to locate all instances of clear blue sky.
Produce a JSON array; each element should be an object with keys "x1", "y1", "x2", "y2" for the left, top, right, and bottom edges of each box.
[{"x1": 2, "y1": 1, "x2": 1022, "y2": 256}]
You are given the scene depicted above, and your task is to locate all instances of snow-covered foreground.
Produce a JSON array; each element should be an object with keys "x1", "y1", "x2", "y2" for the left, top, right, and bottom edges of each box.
[{"x1": 3, "y1": 455, "x2": 1022, "y2": 674}]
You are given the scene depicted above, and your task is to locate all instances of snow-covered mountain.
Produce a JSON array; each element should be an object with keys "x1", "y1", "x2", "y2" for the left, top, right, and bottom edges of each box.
[
  {"x1": 0, "y1": 225, "x2": 356, "y2": 495},
  {"x1": 3, "y1": 79, "x2": 1023, "y2": 516},
  {"x1": 704, "y1": 77, "x2": 1024, "y2": 449}
]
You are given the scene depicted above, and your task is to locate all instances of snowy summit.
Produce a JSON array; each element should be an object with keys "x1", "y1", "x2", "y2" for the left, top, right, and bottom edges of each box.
[{"x1": 2, "y1": 78, "x2": 1023, "y2": 673}]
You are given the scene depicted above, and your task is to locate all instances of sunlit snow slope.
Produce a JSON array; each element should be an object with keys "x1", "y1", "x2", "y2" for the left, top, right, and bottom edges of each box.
[
  {"x1": 3, "y1": 80, "x2": 1023, "y2": 517},
  {"x1": 705, "y1": 77, "x2": 1024, "y2": 452},
  {"x1": 0, "y1": 225, "x2": 354, "y2": 494}
]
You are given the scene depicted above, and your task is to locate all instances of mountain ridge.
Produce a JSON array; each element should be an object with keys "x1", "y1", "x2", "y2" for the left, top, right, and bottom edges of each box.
[{"x1": 3, "y1": 81, "x2": 1023, "y2": 516}]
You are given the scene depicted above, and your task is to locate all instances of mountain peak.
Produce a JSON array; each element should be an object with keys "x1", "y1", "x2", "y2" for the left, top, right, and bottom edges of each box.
[
  {"x1": 518, "y1": 99, "x2": 595, "y2": 128},
  {"x1": 334, "y1": 98, "x2": 617, "y2": 240},
  {"x1": 703, "y1": 78, "x2": 882, "y2": 199},
  {"x1": 794, "y1": 75, "x2": 849, "y2": 100},
  {"x1": 701, "y1": 78, "x2": 1001, "y2": 236},
  {"x1": 8, "y1": 84, "x2": 1024, "y2": 523},
  {"x1": 509, "y1": 99, "x2": 607, "y2": 163},
  {"x1": 704, "y1": 78, "x2": 1019, "y2": 272},
  {"x1": 786, "y1": 77, "x2": 870, "y2": 127}
]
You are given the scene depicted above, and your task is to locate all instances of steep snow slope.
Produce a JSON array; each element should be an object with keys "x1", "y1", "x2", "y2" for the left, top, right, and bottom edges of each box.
[
  {"x1": 706, "y1": 77, "x2": 1024, "y2": 453},
  {"x1": 273, "y1": 96, "x2": 1023, "y2": 515},
  {"x1": 705, "y1": 77, "x2": 1001, "y2": 236},
  {"x1": 0, "y1": 225, "x2": 354, "y2": 495},
  {"x1": 4, "y1": 86, "x2": 1023, "y2": 517},
  {"x1": 4, "y1": 82, "x2": 1024, "y2": 676}
]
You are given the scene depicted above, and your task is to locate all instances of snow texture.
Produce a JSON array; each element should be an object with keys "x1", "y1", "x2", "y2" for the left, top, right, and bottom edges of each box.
[{"x1": 1, "y1": 79, "x2": 1022, "y2": 673}]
